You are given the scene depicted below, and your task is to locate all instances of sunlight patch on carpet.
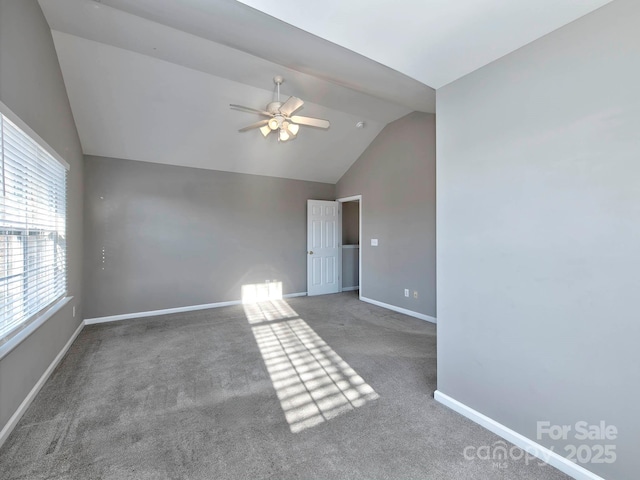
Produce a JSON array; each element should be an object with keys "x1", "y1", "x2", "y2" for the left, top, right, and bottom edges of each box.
[{"x1": 242, "y1": 291, "x2": 379, "y2": 433}]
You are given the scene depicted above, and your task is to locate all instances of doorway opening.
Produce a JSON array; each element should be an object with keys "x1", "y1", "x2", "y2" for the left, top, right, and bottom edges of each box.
[{"x1": 337, "y1": 195, "x2": 361, "y2": 298}]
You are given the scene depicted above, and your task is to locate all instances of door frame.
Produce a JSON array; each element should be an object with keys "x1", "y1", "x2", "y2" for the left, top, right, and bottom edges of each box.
[{"x1": 337, "y1": 195, "x2": 362, "y2": 300}]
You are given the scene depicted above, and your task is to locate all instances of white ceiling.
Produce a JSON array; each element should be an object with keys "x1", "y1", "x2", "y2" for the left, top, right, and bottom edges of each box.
[
  {"x1": 38, "y1": 0, "x2": 614, "y2": 183},
  {"x1": 39, "y1": 0, "x2": 432, "y2": 183},
  {"x1": 86, "y1": 0, "x2": 436, "y2": 113},
  {"x1": 238, "y1": 0, "x2": 614, "y2": 89}
]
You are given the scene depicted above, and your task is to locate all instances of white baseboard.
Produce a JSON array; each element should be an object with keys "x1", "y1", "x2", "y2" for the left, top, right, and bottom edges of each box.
[
  {"x1": 341, "y1": 286, "x2": 360, "y2": 292},
  {"x1": 434, "y1": 391, "x2": 605, "y2": 480},
  {"x1": 0, "y1": 320, "x2": 85, "y2": 449},
  {"x1": 360, "y1": 296, "x2": 437, "y2": 324},
  {"x1": 283, "y1": 292, "x2": 307, "y2": 299},
  {"x1": 84, "y1": 292, "x2": 308, "y2": 325}
]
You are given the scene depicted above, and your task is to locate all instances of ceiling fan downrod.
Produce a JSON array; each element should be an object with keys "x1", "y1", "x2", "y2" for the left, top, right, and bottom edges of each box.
[{"x1": 274, "y1": 75, "x2": 284, "y2": 102}]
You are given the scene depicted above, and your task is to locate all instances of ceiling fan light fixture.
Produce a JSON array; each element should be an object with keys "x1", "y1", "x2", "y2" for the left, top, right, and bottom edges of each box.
[
  {"x1": 282, "y1": 121, "x2": 297, "y2": 137},
  {"x1": 259, "y1": 125, "x2": 271, "y2": 137},
  {"x1": 279, "y1": 129, "x2": 290, "y2": 142},
  {"x1": 268, "y1": 117, "x2": 280, "y2": 130},
  {"x1": 288, "y1": 123, "x2": 300, "y2": 136}
]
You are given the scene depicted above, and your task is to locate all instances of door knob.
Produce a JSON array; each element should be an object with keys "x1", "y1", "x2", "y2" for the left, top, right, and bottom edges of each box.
[{"x1": 308, "y1": 251, "x2": 314, "y2": 255}]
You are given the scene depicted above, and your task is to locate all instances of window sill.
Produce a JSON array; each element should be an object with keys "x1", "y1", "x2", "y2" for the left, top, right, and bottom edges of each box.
[{"x1": 0, "y1": 296, "x2": 73, "y2": 362}]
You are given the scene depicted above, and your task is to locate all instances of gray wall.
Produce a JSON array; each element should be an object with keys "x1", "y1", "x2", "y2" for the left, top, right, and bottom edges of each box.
[
  {"x1": 0, "y1": 0, "x2": 84, "y2": 433},
  {"x1": 341, "y1": 247, "x2": 359, "y2": 290},
  {"x1": 436, "y1": 1, "x2": 639, "y2": 478},
  {"x1": 342, "y1": 201, "x2": 360, "y2": 245},
  {"x1": 84, "y1": 156, "x2": 335, "y2": 319},
  {"x1": 336, "y1": 112, "x2": 436, "y2": 317}
]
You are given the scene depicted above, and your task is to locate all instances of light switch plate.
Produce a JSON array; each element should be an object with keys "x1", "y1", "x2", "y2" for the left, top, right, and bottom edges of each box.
[{"x1": 371, "y1": 238, "x2": 378, "y2": 246}]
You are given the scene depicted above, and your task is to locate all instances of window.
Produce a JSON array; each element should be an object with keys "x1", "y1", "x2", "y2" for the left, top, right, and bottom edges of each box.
[{"x1": 0, "y1": 109, "x2": 68, "y2": 341}]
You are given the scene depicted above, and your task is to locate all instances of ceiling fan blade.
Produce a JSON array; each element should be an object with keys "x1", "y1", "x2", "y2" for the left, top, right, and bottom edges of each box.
[
  {"x1": 230, "y1": 104, "x2": 272, "y2": 117},
  {"x1": 290, "y1": 115, "x2": 330, "y2": 129},
  {"x1": 238, "y1": 119, "x2": 270, "y2": 132},
  {"x1": 279, "y1": 96, "x2": 304, "y2": 116}
]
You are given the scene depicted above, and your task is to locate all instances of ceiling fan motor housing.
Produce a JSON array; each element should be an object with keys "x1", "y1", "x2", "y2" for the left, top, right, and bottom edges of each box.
[{"x1": 266, "y1": 101, "x2": 283, "y2": 114}]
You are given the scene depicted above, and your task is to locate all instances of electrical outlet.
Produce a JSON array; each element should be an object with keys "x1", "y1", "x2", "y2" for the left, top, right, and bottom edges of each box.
[
  {"x1": 371, "y1": 238, "x2": 378, "y2": 246},
  {"x1": 404, "y1": 289, "x2": 409, "y2": 297},
  {"x1": 413, "y1": 291, "x2": 418, "y2": 299}
]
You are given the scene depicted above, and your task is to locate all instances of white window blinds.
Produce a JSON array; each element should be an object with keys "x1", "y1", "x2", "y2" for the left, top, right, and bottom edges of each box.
[{"x1": 0, "y1": 112, "x2": 68, "y2": 340}]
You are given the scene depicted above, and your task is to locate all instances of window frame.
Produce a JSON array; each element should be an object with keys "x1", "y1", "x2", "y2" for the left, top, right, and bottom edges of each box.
[{"x1": 0, "y1": 100, "x2": 72, "y2": 361}]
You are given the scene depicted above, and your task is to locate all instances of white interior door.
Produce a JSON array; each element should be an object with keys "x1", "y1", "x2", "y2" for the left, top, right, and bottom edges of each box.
[{"x1": 307, "y1": 200, "x2": 341, "y2": 296}]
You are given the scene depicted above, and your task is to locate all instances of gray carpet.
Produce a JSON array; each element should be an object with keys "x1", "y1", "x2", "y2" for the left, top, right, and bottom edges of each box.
[{"x1": 0, "y1": 292, "x2": 569, "y2": 479}]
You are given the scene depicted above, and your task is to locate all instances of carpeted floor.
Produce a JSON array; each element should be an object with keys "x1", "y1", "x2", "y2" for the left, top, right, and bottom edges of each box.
[{"x1": 0, "y1": 292, "x2": 569, "y2": 479}]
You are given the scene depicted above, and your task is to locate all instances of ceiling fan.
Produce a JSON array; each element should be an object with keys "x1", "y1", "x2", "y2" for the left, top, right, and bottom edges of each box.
[{"x1": 230, "y1": 75, "x2": 330, "y2": 142}]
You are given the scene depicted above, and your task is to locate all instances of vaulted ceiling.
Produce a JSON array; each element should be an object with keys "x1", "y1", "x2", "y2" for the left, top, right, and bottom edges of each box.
[
  {"x1": 39, "y1": 0, "x2": 612, "y2": 183},
  {"x1": 239, "y1": 0, "x2": 614, "y2": 89}
]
